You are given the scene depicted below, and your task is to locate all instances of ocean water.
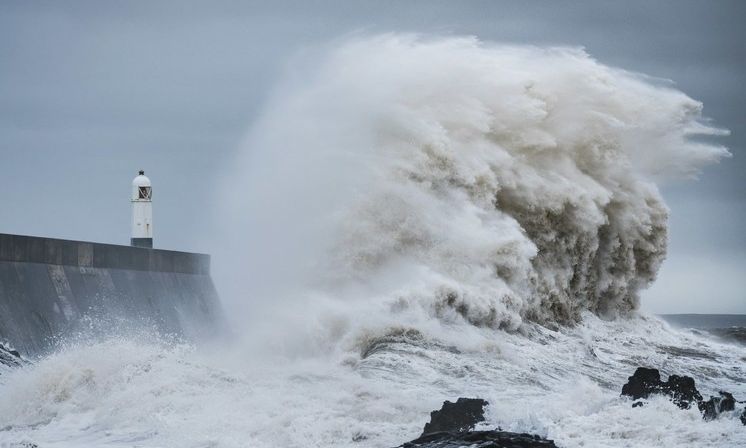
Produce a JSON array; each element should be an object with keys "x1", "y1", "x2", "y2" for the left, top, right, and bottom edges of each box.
[
  {"x1": 660, "y1": 314, "x2": 746, "y2": 347},
  {"x1": 0, "y1": 35, "x2": 741, "y2": 447},
  {"x1": 1, "y1": 313, "x2": 744, "y2": 447}
]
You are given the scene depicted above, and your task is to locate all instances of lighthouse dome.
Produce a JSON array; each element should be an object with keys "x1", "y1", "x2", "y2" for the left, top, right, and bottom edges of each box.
[
  {"x1": 132, "y1": 170, "x2": 152, "y2": 200},
  {"x1": 132, "y1": 170, "x2": 151, "y2": 187}
]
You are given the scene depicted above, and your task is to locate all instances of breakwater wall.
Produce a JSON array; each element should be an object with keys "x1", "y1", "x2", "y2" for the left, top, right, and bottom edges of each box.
[{"x1": 0, "y1": 233, "x2": 222, "y2": 356}]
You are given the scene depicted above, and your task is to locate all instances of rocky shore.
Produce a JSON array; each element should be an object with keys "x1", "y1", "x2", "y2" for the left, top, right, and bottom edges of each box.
[
  {"x1": 621, "y1": 367, "x2": 746, "y2": 424},
  {"x1": 394, "y1": 368, "x2": 745, "y2": 447},
  {"x1": 395, "y1": 398, "x2": 557, "y2": 448}
]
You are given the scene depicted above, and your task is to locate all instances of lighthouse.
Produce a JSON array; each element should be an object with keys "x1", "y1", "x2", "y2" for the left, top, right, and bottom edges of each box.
[{"x1": 131, "y1": 170, "x2": 153, "y2": 248}]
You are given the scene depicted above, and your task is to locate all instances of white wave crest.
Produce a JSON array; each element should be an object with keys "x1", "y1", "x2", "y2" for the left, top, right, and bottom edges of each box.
[{"x1": 222, "y1": 34, "x2": 728, "y2": 338}]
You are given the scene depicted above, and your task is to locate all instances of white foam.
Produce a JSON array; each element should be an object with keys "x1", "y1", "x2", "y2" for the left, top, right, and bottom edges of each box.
[{"x1": 1, "y1": 314, "x2": 744, "y2": 447}]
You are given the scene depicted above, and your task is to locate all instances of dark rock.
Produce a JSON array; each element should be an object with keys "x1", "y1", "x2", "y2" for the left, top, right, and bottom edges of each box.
[
  {"x1": 396, "y1": 398, "x2": 557, "y2": 447},
  {"x1": 666, "y1": 375, "x2": 703, "y2": 409},
  {"x1": 621, "y1": 367, "x2": 662, "y2": 400},
  {"x1": 701, "y1": 392, "x2": 736, "y2": 421},
  {"x1": 621, "y1": 367, "x2": 701, "y2": 409},
  {"x1": 422, "y1": 398, "x2": 488, "y2": 435},
  {"x1": 398, "y1": 430, "x2": 558, "y2": 448},
  {"x1": 623, "y1": 367, "x2": 744, "y2": 425}
]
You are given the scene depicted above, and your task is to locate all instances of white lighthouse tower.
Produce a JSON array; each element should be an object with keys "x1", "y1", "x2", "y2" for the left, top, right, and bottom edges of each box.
[{"x1": 131, "y1": 170, "x2": 153, "y2": 248}]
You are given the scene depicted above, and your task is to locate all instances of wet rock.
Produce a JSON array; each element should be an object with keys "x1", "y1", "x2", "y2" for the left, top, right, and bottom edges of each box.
[
  {"x1": 701, "y1": 392, "x2": 736, "y2": 421},
  {"x1": 621, "y1": 367, "x2": 663, "y2": 399},
  {"x1": 665, "y1": 374, "x2": 703, "y2": 409},
  {"x1": 396, "y1": 398, "x2": 558, "y2": 447},
  {"x1": 399, "y1": 430, "x2": 558, "y2": 447},
  {"x1": 622, "y1": 367, "x2": 745, "y2": 425},
  {"x1": 422, "y1": 398, "x2": 487, "y2": 435},
  {"x1": 621, "y1": 367, "x2": 701, "y2": 409}
]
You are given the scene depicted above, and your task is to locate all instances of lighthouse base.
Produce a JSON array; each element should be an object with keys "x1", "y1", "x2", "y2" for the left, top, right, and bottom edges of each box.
[{"x1": 131, "y1": 237, "x2": 153, "y2": 248}]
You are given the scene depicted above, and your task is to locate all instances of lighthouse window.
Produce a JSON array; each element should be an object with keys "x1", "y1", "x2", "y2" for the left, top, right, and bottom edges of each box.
[{"x1": 138, "y1": 186, "x2": 152, "y2": 199}]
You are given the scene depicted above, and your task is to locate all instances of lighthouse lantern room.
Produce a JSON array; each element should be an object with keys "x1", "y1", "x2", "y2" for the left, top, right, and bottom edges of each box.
[{"x1": 131, "y1": 170, "x2": 153, "y2": 248}]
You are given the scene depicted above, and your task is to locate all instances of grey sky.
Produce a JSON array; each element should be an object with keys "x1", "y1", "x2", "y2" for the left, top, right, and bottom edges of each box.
[{"x1": 1, "y1": 0, "x2": 743, "y2": 313}]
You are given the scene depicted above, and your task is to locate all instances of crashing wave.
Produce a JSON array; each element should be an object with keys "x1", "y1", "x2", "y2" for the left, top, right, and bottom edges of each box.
[{"x1": 227, "y1": 34, "x2": 728, "y2": 333}]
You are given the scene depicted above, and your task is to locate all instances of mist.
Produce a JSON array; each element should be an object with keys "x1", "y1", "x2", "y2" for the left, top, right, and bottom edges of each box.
[{"x1": 213, "y1": 35, "x2": 729, "y2": 355}]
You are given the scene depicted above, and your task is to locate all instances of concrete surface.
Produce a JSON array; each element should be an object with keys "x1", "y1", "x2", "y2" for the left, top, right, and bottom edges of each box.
[{"x1": 0, "y1": 233, "x2": 222, "y2": 356}]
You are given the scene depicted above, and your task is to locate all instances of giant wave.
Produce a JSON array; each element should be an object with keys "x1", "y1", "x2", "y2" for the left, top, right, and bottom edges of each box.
[
  {"x1": 1, "y1": 35, "x2": 741, "y2": 448},
  {"x1": 226, "y1": 34, "x2": 728, "y2": 339}
]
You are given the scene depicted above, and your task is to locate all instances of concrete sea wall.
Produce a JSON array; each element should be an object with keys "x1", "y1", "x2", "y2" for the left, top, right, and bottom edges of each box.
[{"x1": 0, "y1": 233, "x2": 222, "y2": 356}]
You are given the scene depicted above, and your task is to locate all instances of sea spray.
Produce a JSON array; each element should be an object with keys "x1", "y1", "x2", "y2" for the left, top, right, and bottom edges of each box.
[{"x1": 221, "y1": 34, "x2": 729, "y2": 344}]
